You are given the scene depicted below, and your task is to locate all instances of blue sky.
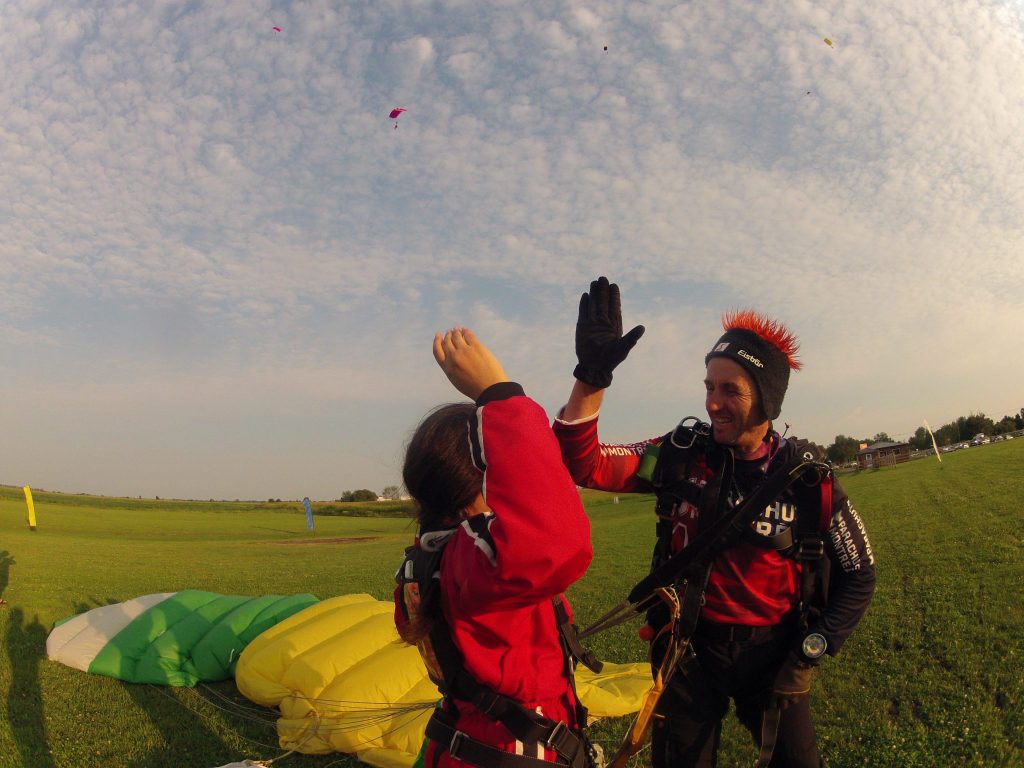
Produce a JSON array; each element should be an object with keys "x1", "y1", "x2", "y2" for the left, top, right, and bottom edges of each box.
[{"x1": 3, "y1": 0, "x2": 1022, "y2": 500}]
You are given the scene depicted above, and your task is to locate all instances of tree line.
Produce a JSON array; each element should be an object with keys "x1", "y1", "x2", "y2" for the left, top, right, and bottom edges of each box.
[
  {"x1": 825, "y1": 408, "x2": 1024, "y2": 465},
  {"x1": 333, "y1": 486, "x2": 403, "y2": 502}
]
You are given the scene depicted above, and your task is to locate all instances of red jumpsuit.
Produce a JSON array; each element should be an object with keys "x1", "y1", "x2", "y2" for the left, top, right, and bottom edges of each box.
[{"x1": 403, "y1": 383, "x2": 594, "y2": 766}]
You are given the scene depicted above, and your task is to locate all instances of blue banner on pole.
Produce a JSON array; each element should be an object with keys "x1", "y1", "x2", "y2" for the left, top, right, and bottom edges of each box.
[{"x1": 303, "y1": 497, "x2": 314, "y2": 530}]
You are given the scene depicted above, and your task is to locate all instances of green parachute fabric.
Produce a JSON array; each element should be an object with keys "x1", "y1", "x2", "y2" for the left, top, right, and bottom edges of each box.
[
  {"x1": 236, "y1": 594, "x2": 652, "y2": 768},
  {"x1": 46, "y1": 590, "x2": 319, "y2": 686}
]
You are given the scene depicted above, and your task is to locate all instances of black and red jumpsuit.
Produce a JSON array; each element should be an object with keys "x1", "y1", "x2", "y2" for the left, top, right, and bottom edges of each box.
[{"x1": 553, "y1": 412, "x2": 875, "y2": 768}]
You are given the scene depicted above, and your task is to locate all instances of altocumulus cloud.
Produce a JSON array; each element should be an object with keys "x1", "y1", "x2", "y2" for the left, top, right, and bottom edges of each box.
[{"x1": 1, "y1": 0, "x2": 1022, "y2": 499}]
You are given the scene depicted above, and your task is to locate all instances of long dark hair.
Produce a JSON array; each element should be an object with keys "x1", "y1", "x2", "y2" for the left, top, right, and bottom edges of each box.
[{"x1": 399, "y1": 402, "x2": 482, "y2": 644}]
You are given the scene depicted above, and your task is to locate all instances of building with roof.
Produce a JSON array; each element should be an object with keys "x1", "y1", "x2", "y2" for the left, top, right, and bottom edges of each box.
[{"x1": 857, "y1": 440, "x2": 911, "y2": 470}]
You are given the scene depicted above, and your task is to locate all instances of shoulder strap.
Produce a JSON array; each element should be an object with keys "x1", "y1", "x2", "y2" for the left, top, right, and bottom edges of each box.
[{"x1": 627, "y1": 447, "x2": 825, "y2": 606}]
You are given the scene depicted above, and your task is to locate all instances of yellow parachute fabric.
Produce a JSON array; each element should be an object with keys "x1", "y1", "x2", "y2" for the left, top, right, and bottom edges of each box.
[{"x1": 236, "y1": 594, "x2": 651, "y2": 768}]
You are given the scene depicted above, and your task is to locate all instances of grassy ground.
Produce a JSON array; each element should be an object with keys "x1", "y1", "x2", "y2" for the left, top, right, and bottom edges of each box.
[{"x1": 1, "y1": 440, "x2": 1021, "y2": 767}]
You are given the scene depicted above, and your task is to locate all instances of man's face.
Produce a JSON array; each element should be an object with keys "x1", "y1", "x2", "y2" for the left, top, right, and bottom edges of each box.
[{"x1": 704, "y1": 357, "x2": 769, "y2": 454}]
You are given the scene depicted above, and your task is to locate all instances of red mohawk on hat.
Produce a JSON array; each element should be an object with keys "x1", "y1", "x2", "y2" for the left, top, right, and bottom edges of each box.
[
  {"x1": 722, "y1": 310, "x2": 802, "y2": 371},
  {"x1": 706, "y1": 310, "x2": 803, "y2": 420}
]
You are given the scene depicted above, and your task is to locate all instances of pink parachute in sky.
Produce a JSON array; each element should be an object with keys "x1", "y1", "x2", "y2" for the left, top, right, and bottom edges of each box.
[
  {"x1": 389, "y1": 107, "x2": 406, "y2": 130},
  {"x1": 272, "y1": 26, "x2": 282, "y2": 32}
]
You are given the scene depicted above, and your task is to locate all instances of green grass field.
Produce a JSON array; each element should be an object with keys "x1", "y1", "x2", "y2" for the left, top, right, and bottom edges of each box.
[{"x1": 2, "y1": 440, "x2": 1022, "y2": 767}]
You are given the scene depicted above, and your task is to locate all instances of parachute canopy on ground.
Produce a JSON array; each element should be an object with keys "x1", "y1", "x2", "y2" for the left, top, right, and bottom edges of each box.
[
  {"x1": 236, "y1": 594, "x2": 652, "y2": 768},
  {"x1": 46, "y1": 590, "x2": 318, "y2": 686}
]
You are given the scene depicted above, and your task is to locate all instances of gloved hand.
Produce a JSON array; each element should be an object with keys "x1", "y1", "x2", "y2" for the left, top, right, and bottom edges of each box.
[
  {"x1": 573, "y1": 276, "x2": 645, "y2": 389},
  {"x1": 769, "y1": 651, "x2": 814, "y2": 710}
]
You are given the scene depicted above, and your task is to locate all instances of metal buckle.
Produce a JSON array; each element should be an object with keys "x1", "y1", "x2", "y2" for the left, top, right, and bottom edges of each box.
[
  {"x1": 545, "y1": 720, "x2": 568, "y2": 750},
  {"x1": 670, "y1": 417, "x2": 710, "y2": 449},
  {"x1": 546, "y1": 720, "x2": 583, "y2": 761},
  {"x1": 797, "y1": 536, "x2": 825, "y2": 561},
  {"x1": 448, "y1": 729, "x2": 466, "y2": 759}
]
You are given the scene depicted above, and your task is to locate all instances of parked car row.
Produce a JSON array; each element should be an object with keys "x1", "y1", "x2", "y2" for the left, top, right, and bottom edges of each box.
[{"x1": 940, "y1": 434, "x2": 1014, "y2": 452}]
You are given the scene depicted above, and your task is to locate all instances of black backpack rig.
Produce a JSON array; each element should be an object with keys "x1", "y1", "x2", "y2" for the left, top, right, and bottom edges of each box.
[
  {"x1": 395, "y1": 527, "x2": 604, "y2": 768},
  {"x1": 639, "y1": 417, "x2": 834, "y2": 640},
  {"x1": 578, "y1": 417, "x2": 833, "y2": 768}
]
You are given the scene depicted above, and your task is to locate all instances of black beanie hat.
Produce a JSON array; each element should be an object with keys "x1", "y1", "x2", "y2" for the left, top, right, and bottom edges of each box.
[{"x1": 704, "y1": 311, "x2": 801, "y2": 421}]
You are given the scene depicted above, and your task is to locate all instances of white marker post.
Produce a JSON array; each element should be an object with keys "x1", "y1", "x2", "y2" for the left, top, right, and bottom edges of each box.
[{"x1": 923, "y1": 419, "x2": 942, "y2": 464}]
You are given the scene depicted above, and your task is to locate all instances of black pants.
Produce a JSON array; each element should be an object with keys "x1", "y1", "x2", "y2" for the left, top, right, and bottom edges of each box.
[{"x1": 650, "y1": 625, "x2": 822, "y2": 768}]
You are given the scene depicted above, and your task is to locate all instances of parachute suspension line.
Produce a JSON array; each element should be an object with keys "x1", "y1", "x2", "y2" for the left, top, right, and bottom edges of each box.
[
  {"x1": 146, "y1": 684, "x2": 283, "y2": 753},
  {"x1": 199, "y1": 683, "x2": 281, "y2": 722},
  {"x1": 250, "y1": 693, "x2": 322, "y2": 765},
  {"x1": 201, "y1": 678, "x2": 437, "y2": 735},
  {"x1": 577, "y1": 593, "x2": 660, "y2": 641},
  {"x1": 274, "y1": 688, "x2": 436, "y2": 753}
]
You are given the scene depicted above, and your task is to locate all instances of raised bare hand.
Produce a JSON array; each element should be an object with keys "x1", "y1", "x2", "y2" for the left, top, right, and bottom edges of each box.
[{"x1": 433, "y1": 327, "x2": 509, "y2": 401}]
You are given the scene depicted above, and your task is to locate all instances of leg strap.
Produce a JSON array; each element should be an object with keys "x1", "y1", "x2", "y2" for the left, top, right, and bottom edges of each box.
[
  {"x1": 757, "y1": 705, "x2": 782, "y2": 768},
  {"x1": 425, "y1": 709, "x2": 586, "y2": 768}
]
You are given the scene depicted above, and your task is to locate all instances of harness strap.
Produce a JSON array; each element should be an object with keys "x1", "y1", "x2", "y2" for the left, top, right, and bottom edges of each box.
[
  {"x1": 629, "y1": 445, "x2": 816, "y2": 606},
  {"x1": 608, "y1": 587, "x2": 685, "y2": 768},
  {"x1": 756, "y1": 705, "x2": 782, "y2": 768},
  {"x1": 418, "y1": 580, "x2": 590, "y2": 765},
  {"x1": 553, "y1": 597, "x2": 603, "y2": 674},
  {"x1": 425, "y1": 708, "x2": 583, "y2": 768},
  {"x1": 819, "y1": 475, "x2": 833, "y2": 531}
]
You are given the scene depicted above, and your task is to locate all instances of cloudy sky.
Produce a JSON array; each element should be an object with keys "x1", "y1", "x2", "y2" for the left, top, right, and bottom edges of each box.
[{"x1": 2, "y1": 0, "x2": 1022, "y2": 501}]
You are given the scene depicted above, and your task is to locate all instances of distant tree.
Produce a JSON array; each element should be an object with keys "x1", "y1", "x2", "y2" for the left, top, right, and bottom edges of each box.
[
  {"x1": 934, "y1": 423, "x2": 959, "y2": 446},
  {"x1": 959, "y1": 413, "x2": 995, "y2": 438},
  {"x1": 826, "y1": 435, "x2": 861, "y2": 464},
  {"x1": 871, "y1": 432, "x2": 893, "y2": 444},
  {"x1": 909, "y1": 426, "x2": 931, "y2": 451},
  {"x1": 993, "y1": 416, "x2": 1017, "y2": 435},
  {"x1": 339, "y1": 489, "x2": 378, "y2": 502},
  {"x1": 381, "y1": 485, "x2": 401, "y2": 500}
]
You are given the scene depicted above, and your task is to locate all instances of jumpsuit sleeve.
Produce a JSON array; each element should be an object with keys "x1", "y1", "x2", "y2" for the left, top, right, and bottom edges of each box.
[
  {"x1": 817, "y1": 478, "x2": 876, "y2": 654},
  {"x1": 446, "y1": 383, "x2": 594, "y2": 611},
  {"x1": 552, "y1": 409, "x2": 654, "y2": 493}
]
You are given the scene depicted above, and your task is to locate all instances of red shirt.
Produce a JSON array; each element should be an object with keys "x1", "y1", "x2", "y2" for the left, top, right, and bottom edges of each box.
[{"x1": 553, "y1": 412, "x2": 799, "y2": 626}]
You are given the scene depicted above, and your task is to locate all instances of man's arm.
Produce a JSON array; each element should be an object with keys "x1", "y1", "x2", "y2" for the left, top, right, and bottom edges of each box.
[
  {"x1": 560, "y1": 380, "x2": 605, "y2": 423},
  {"x1": 816, "y1": 484, "x2": 877, "y2": 655}
]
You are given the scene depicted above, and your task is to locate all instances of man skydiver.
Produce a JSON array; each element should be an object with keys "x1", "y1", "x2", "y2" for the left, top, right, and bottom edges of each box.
[{"x1": 553, "y1": 277, "x2": 876, "y2": 768}]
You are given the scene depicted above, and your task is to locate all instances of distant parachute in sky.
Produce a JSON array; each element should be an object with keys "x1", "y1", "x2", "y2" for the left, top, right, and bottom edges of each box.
[
  {"x1": 823, "y1": 37, "x2": 834, "y2": 47},
  {"x1": 389, "y1": 107, "x2": 406, "y2": 129},
  {"x1": 273, "y1": 26, "x2": 282, "y2": 32}
]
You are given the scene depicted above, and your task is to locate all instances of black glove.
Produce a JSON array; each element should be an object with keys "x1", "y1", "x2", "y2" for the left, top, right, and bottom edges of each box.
[
  {"x1": 769, "y1": 651, "x2": 814, "y2": 710},
  {"x1": 573, "y1": 276, "x2": 645, "y2": 388}
]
